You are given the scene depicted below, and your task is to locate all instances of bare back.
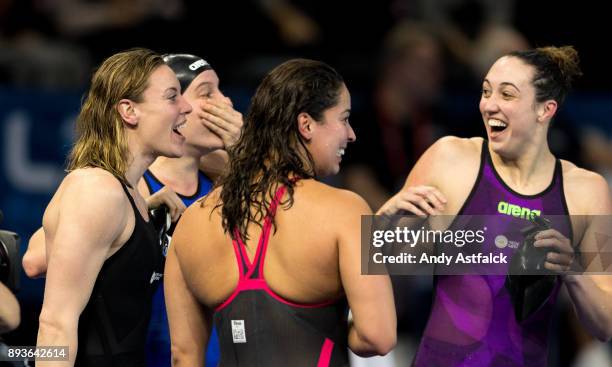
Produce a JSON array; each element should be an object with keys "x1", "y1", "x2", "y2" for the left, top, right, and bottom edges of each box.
[
  {"x1": 172, "y1": 179, "x2": 365, "y2": 309},
  {"x1": 168, "y1": 177, "x2": 396, "y2": 363}
]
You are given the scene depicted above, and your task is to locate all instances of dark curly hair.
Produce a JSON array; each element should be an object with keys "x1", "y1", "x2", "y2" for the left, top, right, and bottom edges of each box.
[{"x1": 214, "y1": 58, "x2": 344, "y2": 241}]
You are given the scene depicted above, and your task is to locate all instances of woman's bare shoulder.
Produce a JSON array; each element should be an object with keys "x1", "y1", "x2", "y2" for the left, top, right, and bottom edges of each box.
[{"x1": 561, "y1": 160, "x2": 611, "y2": 215}]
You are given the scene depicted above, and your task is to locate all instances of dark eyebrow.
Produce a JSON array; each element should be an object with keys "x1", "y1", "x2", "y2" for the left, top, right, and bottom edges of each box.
[
  {"x1": 500, "y1": 82, "x2": 520, "y2": 92},
  {"x1": 483, "y1": 78, "x2": 520, "y2": 92}
]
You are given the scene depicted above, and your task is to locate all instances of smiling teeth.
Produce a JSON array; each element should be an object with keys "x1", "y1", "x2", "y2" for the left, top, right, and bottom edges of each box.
[
  {"x1": 488, "y1": 119, "x2": 507, "y2": 128},
  {"x1": 337, "y1": 148, "x2": 345, "y2": 157},
  {"x1": 175, "y1": 121, "x2": 186, "y2": 130}
]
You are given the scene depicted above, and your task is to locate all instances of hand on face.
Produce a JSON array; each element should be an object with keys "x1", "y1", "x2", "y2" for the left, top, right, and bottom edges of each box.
[
  {"x1": 199, "y1": 98, "x2": 243, "y2": 148},
  {"x1": 376, "y1": 185, "x2": 447, "y2": 217}
]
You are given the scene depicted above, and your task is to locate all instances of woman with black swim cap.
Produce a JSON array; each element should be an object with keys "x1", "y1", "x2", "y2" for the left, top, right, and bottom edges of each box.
[{"x1": 141, "y1": 53, "x2": 243, "y2": 367}]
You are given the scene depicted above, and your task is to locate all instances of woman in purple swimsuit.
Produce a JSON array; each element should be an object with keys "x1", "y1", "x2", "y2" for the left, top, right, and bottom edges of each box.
[{"x1": 380, "y1": 45, "x2": 612, "y2": 366}]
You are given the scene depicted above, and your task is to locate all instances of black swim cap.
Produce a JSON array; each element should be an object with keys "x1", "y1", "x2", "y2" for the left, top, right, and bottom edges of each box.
[{"x1": 162, "y1": 53, "x2": 213, "y2": 93}]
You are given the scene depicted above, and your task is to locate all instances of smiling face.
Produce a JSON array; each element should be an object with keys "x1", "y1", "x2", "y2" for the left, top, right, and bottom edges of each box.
[
  {"x1": 134, "y1": 65, "x2": 192, "y2": 158},
  {"x1": 306, "y1": 83, "x2": 356, "y2": 177},
  {"x1": 479, "y1": 56, "x2": 545, "y2": 157},
  {"x1": 180, "y1": 69, "x2": 230, "y2": 155}
]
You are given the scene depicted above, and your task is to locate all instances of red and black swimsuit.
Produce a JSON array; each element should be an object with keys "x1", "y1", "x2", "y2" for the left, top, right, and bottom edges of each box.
[{"x1": 214, "y1": 184, "x2": 349, "y2": 367}]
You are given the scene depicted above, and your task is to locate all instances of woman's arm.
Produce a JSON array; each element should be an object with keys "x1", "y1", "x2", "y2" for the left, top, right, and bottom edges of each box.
[
  {"x1": 0, "y1": 282, "x2": 20, "y2": 333},
  {"x1": 37, "y1": 172, "x2": 128, "y2": 365},
  {"x1": 22, "y1": 227, "x2": 47, "y2": 278},
  {"x1": 337, "y1": 191, "x2": 396, "y2": 356},
  {"x1": 564, "y1": 172, "x2": 612, "y2": 341},
  {"x1": 165, "y1": 208, "x2": 209, "y2": 366}
]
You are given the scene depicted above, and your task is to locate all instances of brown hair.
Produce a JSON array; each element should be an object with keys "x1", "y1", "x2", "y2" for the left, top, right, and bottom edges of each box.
[
  {"x1": 508, "y1": 45, "x2": 582, "y2": 106},
  {"x1": 216, "y1": 58, "x2": 344, "y2": 240}
]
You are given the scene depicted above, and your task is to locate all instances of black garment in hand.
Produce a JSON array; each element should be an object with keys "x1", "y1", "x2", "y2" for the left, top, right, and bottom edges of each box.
[{"x1": 505, "y1": 216, "x2": 557, "y2": 322}]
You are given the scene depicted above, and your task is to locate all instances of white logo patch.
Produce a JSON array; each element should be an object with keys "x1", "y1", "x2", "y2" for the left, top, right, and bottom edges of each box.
[{"x1": 231, "y1": 320, "x2": 247, "y2": 343}]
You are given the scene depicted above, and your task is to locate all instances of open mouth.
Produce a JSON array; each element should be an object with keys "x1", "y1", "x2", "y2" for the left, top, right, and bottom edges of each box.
[
  {"x1": 488, "y1": 119, "x2": 508, "y2": 134},
  {"x1": 173, "y1": 121, "x2": 186, "y2": 137}
]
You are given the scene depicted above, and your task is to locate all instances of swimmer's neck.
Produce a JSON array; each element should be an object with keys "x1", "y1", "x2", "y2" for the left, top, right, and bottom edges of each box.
[
  {"x1": 151, "y1": 155, "x2": 200, "y2": 176},
  {"x1": 489, "y1": 142, "x2": 556, "y2": 189},
  {"x1": 148, "y1": 156, "x2": 201, "y2": 194}
]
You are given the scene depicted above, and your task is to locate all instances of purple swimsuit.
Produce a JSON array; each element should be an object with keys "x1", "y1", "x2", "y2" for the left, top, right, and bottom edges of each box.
[{"x1": 413, "y1": 140, "x2": 572, "y2": 367}]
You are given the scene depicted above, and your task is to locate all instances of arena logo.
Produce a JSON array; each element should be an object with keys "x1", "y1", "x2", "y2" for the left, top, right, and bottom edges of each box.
[
  {"x1": 189, "y1": 59, "x2": 209, "y2": 71},
  {"x1": 497, "y1": 201, "x2": 541, "y2": 219}
]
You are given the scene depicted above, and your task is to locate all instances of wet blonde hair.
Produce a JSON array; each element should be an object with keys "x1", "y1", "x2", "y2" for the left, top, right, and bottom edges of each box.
[{"x1": 67, "y1": 48, "x2": 164, "y2": 185}]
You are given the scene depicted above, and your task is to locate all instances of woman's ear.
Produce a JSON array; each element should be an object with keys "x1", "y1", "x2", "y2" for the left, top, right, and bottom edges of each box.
[
  {"x1": 297, "y1": 112, "x2": 313, "y2": 140},
  {"x1": 117, "y1": 99, "x2": 138, "y2": 126},
  {"x1": 537, "y1": 100, "x2": 558, "y2": 123}
]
